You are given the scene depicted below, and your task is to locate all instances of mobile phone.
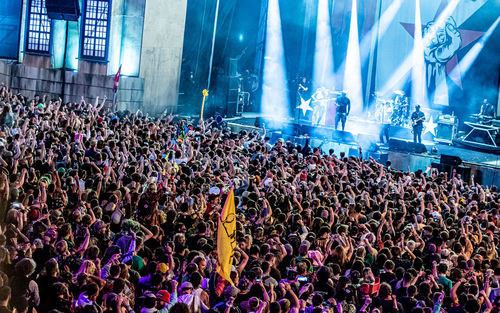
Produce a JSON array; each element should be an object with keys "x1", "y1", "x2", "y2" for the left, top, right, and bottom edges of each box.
[
  {"x1": 297, "y1": 276, "x2": 308, "y2": 282},
  {"x1": 255, "y1": 278, "x2": 261, "y2": 282}
]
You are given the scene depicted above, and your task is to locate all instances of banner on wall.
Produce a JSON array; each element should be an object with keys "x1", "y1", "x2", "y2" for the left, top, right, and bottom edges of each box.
[{"x1": 375, "y1": 0, "x2": 492, "y2": 108}]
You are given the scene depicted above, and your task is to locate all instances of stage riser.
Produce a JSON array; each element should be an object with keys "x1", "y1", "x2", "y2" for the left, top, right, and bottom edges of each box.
[{"x1": 387, "y1": 151, "x2": 500, "y2": 187}]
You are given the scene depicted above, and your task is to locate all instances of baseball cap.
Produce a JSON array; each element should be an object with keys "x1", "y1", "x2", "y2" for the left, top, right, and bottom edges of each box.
[
  {"x1": 157, "y1": 263, "x2": 169, "y2": 274},
  {"x1": 156, "y1": 290, "x2": 170, "y2": 303},
  {"x1": 180, "y1": 282, "x2": 193, "y2": 290}
]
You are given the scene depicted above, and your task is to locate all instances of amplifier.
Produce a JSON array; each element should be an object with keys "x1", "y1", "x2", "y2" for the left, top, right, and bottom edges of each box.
[{"x1": 436, "y1": 120, "x2": 457, "y2": 144}]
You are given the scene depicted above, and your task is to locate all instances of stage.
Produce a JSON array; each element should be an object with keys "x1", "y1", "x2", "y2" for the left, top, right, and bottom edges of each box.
[{"x1": 224, "y1": 113, "x2": 500, "y2": 187}]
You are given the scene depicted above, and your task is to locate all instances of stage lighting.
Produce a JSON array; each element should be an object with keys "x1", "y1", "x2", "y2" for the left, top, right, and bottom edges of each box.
[
  {"x1": 261, "y1": 0, "x2": 290, "y2": 126},
  {"x1": 343, "y1": 0, "x2": 363, "y2": 115},
  {"x1": 411, "y1": 0, "x2": 427, "y2": 108},
  {"x1": 312, "y1": 0, "x2": 335, "y2": 91},
  {"x1": 238, "y1": 34, "x2": 244, "y2": 42}
]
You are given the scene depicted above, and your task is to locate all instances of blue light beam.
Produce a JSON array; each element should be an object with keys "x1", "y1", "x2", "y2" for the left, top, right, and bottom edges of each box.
[
  {"x1": 261, "y1": 0, "x2": 290, "y2": 125},
  {"x1": 313, "y1": 0, "x2": 335, "y2": 91},
  {"x1": 343, "y1": 0, "x2": 363, "y2": 115},
  {"x1": 411, "y1": 0, "x2": 428, "y2": 108}
]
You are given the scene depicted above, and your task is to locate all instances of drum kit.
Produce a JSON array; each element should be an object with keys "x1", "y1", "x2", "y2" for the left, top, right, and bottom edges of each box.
[{"x1": 373, "y1": 90, "x2": 411, "y2": 127}]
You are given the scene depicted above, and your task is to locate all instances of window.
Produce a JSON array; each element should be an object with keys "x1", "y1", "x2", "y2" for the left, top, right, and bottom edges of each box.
[
  {"x1": 25, "y1": 0, "x2": 51, "y2": 54},
  {"x1": 81, "y1": 0, "x2": 110, "y2": 60}
]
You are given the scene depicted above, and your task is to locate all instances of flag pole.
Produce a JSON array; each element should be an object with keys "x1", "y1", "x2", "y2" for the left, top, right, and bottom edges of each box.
[{"x1": 201, "y1": 89, "x2": 208, "y2": 121}]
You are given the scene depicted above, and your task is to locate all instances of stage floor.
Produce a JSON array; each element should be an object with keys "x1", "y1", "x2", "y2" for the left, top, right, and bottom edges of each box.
[{"x1": 224, "y1": 113, "x2": 500, "y2": 184}]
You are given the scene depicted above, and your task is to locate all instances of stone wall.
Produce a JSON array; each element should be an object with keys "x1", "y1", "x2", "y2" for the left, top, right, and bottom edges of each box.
[
  {"x1": 140, "y1": 0, "x2": 187, "y2": 115},
  {"x1": 0, "y1": 60, "x2": 143, "y2": 112}
]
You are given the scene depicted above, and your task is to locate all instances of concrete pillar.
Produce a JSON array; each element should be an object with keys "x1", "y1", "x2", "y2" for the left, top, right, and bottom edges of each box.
[
  {"x1": 18, "y1": 0, "x2": 28, "y2": 63},
  {"x1": 140, "y1": 0, "x2": 187, "y2": 114}
]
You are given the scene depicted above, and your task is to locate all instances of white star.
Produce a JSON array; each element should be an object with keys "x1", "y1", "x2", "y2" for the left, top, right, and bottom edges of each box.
[
  {"x1": 423, "y1": 115, "x2": 437, "y2": 136},
  {"x1": 296, "y1": 97, "x2": 313, "y2": 116}
]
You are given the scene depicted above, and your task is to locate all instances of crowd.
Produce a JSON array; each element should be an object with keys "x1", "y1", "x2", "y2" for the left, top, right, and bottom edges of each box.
[{"x1": 0, "y1": 84, "x2": 499, "y2": 313}]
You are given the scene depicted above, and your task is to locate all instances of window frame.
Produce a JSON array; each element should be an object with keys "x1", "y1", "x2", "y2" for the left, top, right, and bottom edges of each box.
[
  {"x1": 25, "y1": 0, "x2": 52, "y2": 55},
  {"x1": 80, "y1": 0, "x2": 112, "y2": 62}
]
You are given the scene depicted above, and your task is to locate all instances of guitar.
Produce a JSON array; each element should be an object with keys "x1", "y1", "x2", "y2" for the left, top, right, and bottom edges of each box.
[{"x1": 412, "y1": 116, "x2": 425, "y2": 127}]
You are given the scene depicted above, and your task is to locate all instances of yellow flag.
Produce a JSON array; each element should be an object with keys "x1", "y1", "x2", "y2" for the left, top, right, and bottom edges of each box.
[{"x1": 216, "y1": 186, "x2": 236, "y2": 285}]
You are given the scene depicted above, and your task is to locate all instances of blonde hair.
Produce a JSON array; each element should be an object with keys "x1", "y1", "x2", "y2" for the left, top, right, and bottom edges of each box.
[{"x1": 77, "y1": 260, "x2": 96, "y2": 276}]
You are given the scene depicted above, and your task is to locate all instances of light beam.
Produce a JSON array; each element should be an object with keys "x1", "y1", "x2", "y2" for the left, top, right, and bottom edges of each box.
[
  {"x1": 411, "y1": 0, "x2": 427, "y2": 108},
  {"x1": 312, "y1": 0, "x2": 335, "y2": 91},
  {"x1": 343, "y1": 0, "x2": 363, "y2": 115},
  {"x1": 261, "y1": 0, "x2": 290, "y2": 126}
]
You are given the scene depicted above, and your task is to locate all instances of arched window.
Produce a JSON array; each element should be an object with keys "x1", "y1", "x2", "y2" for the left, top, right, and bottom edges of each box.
[
  {"x1": 26, "y1": 0, "x2": 51, "y2": 54},
  {"x1": 81, "y1": 0, "x2": 111, "y2": 60}
]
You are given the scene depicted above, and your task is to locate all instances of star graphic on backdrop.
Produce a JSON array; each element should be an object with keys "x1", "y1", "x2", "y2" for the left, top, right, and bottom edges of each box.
[
  {"x1": 296, "y1": 97, "x2": 313, "y2": 116},
  {"x1": 423, "y1": 115, "x2": 437, "y2": 136},
  {"x1": 400, "y1": 0, "x2": 485, "y2": 89}
]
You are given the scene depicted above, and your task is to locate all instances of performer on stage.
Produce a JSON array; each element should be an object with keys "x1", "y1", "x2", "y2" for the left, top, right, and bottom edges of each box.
[
  {"x1": 335, "y1": 91, "x2": 350, "y2": 131},
  {"x1": 297, "y1": 76, "x2": 310, "y2": 99},
  {"x1": 480, "y1": 99, "x2": 495, "y2": 118},
  {"x1": 295, "y1": 76, "x2": 311, "y2": 122},
  {"x1": 311, "y1": 87, "x2": 329, "y2": 125},
  {"x1": 379, "y1": 102, "x2": 392, "y2": 144},
  {"x1": 411, "y1": 105, "x2": 425, "y2": 144}
]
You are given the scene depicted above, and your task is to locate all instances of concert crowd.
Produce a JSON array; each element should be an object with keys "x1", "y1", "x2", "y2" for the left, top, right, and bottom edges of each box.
[{"x1": 0, "y1": 85, "x2": 499, "y2": 313}]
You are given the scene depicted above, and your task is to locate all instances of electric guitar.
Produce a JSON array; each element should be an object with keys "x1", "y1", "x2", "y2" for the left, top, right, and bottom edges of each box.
[{"x1": 412, "y1": 116, "x2": 425, "y2": 127}]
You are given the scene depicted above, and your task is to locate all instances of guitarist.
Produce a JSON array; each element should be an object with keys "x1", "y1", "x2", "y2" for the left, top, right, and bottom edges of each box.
[
  {"x1": 411, "y1": 105, "x2": 425, "y2": 144},
  {"x1": 335, "y1": 91, "x2": 351, "y2": 131}
]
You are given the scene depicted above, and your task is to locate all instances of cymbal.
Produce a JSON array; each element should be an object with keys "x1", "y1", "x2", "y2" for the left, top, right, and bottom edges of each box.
[{"x1": 393, "y1": 90, "x2": 405, "y2": 96}]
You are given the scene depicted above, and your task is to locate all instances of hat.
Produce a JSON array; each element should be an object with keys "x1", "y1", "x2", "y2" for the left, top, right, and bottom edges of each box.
[
  {"x1": 157, "y1": 263, "x2": 169, "y2": 274},
  {"x1": 223, "y1": 285, "x2": 240, "y2": 297},
  {"x1": 180, "y1": 282, "x2": 193, "y2": 290},
  {"x1": 209, "y1": 186, "x2": 220, "y2": 195},
  {"x1": 27, "y1": 207, "x2": 40, "y2": 220},
  {"x1": 242, "y1": 297, "x2": 260, "y2": 312},
  {"x1": 156, "y1": 290, "x2": 171, "y2": 303}
]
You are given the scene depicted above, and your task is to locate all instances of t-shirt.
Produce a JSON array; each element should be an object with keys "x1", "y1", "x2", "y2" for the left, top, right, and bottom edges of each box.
[
  {"x1": 411, "y1": 111, "x2": 425, "y2": 127},
  {"x1": 437, "y1": 275, "x2": 453, "y2": 293}
]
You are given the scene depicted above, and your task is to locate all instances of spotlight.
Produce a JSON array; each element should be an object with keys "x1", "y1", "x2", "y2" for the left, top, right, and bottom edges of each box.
[{"x1": 238, "y1": 34, "x2": 244, "y2": 42}]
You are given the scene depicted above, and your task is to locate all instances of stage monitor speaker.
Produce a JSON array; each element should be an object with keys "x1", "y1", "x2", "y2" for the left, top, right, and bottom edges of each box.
[
  {"x1": 333, "y1": 130, "x2": 355, "y2": 143},
  {"x1": 45, "y1": 0, "x2": 81, "y2": 21},
  {"x1": 389, "y1": 138, "x2": 407, "y2": 152},
  {"x1": 440, "y1": 154, "x2": 462, "y2": 166},
  {"x1": 406, "y1": 142, "x2": 427, "y2": 153}
]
